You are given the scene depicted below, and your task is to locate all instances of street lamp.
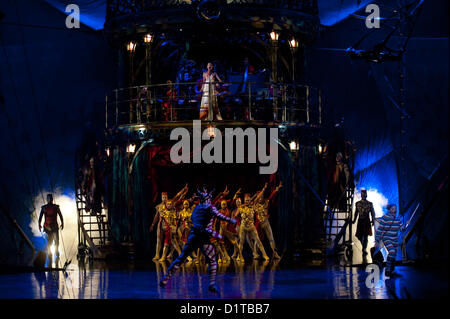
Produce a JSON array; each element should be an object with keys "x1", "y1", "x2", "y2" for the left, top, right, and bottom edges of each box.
[
  {"x1": 143, "y1": 33, "x2": 153, "y2": 85},
  {"x1": 270, "y1": 31, "x2": 279, "y2": 42},
  {"x1": 269, "y1": 31, "x2": 280, "y2": 82},
  {"x1": 127, "y1": 41, "x2": 136, "y2": 123},
  {"x1": 143, "y1": 33, "x2": 153, "y2": 43},
  {"x1": 269, "y1": 31, "x2": 280, "y2": 121},
  {"x1": 127, "y1": 143, "x2": 136, "y2": 153},
  {"x1": 207, "y1": 125, "x2": 216, "y2": 138},
  {"x1": 127, "y1": 41, "x2": 136, "y2": 52},
  {"x1": 143, "y1": 33, "x2": 154, "y2": 121},
  {"x1": 289, "y1": 141, "x2": 299, "y2": 152},
  {"x1": 289, "y1": 38, "x2": 298, "y2": 50},
  {"x1": 289, "y1": 37, "x2": 299, "y2": 82}
]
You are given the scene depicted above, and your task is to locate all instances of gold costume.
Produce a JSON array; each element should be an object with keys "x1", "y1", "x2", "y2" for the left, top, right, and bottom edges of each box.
[
  {"x1": 160, "y1": 201, "x2": 182, "y2": 261},
  {"x1": 253, "y1": 199, "x2": 280, "y2": 259},
  {"x1": 236, "y1": 204, "x2": 268, "y2": 261}
]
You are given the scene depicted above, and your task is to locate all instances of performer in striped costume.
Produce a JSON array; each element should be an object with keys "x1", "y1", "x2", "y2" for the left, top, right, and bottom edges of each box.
[
  {"x1": 160, "y1": 188, "x2": 236, "y2": 293},
  {"x1": 375, "y1": 204, "x2": 404, "y2": 277}
]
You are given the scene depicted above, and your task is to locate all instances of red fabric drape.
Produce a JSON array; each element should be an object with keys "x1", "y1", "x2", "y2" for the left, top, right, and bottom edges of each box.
[{"x1": 146, "y1": 145, "x2": 179, "y2": 203}]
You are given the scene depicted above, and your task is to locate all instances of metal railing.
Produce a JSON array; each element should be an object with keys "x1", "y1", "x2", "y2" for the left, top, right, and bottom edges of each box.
[
  {"x1": 105, "y1": 81, "x2": 322, "y2": 128},
  {"x1": 106, "y1": 0, "x2": 318, "y2": 19}
]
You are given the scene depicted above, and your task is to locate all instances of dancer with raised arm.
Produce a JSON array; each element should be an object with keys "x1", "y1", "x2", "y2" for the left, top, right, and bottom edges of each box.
[
  {"x1": 235, "y1": 193, "x2": 269, "y2": 262},
  {"x1": 150, "y1": 184, "x2": 188, "y2": 261},
  {"x1": 159, "y1": 187, "x2": 236, "y2": 293},
  {"x1": 253, "y1": 182, "x2": 282, "y2": 259}
]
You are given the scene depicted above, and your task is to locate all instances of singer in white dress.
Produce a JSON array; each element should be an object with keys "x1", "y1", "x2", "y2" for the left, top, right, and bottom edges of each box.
[{"x1": 200, "y1": 62, "x2": 223, "y2": 120}]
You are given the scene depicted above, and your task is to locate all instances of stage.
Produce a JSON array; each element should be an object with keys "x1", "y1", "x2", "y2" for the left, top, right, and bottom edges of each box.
[{"x1": 0, "y1": 259, "x2": 447, "y2": 299}]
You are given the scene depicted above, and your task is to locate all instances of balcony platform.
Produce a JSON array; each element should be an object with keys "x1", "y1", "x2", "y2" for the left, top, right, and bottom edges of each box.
[{"x1": 106, "y1": 119, "x2": 323, "y2": 145}]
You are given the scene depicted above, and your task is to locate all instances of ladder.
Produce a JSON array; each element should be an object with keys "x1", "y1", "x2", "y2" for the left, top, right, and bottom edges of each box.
[
  {"x1": 75, "y1": 181, "x2": 110, "y2": 259},
  {"x1": 324, "y1": 187, "x2": 355, "y2": 255}
]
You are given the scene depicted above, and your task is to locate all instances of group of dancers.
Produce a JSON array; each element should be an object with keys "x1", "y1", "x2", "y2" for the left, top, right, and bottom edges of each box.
[
  {"x1": 151, "y1": 185, "x2": 280, "y2": 292},
  {"x1": 150, "y1": 182, "x2": 282, "y2": 264}
]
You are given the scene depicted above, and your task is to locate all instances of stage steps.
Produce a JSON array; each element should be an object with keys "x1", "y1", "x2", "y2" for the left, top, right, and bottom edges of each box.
[
  {"x1": 323, "y1": 187, "x2": 355, "y2": 256},
  {"x1": 75, "y1": 186, "x2": 111, "y2": 259}
]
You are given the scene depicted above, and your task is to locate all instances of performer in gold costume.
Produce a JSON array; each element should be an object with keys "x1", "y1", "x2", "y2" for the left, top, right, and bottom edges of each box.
[
  {"x1": 162, "y1": 199, "x2": 184, "y2": 261},
  {"x1": 253, "y1": 182, "x2": 282, "y2": 259},
  {"x1": 150, "y1": 184, "x2": 188, "y2": 261},
  {"x1": 235, "y1": 193, "x2": 269, "y2": 262},
  {"x1": 178, "y1": 200, "x2": 193, "y2": 244},
  {"x1": 177, "y1": 199, "x2": 195, "y2": 262},
  {"x1": 211, "y1": 187, "x2": 241, "y2": 262}
]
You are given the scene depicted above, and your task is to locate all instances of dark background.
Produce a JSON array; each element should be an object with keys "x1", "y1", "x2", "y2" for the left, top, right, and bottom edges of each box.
[{"x1": 0, "y1": 0, "x2": 447, "y2": 264}]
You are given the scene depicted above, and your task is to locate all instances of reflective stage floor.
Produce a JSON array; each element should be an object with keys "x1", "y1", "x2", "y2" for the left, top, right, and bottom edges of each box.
[{"x1": 0, "y1": 259, "x2": 447, "y2": 299}]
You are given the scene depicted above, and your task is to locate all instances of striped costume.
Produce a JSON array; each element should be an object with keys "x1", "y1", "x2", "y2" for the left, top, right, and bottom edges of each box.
[
  {"x1": 375, "y1": 212, "x2": 402, "y2": 273},
  {"x1": 160, "y1": 203, "x2": 236, "y2": 292}
]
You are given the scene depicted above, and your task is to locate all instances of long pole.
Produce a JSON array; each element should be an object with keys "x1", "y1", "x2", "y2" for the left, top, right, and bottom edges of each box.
[
  {"x1": 0, "y1": 202, "x2": 36, "y2": 265},
  {"x1": 145, "y1": 43, "x2": 152, "y2": 122},
  {"x1": 271, "y1": 40, "x2": 278, "y2": 121},
  {"x1": 291, "y1": 47, "x2": 297, "y2": 83},
  {"x1": 129, "y1": 51, "x2": 134, "y2": 123},
  {"x1": 105, "y1": 94, "x2": 108, "y2": 130}
]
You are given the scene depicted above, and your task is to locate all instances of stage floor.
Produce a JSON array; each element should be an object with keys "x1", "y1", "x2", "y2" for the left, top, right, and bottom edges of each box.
[{"x1": 0, "y1": 259, "x2": 447, "y2": 299}]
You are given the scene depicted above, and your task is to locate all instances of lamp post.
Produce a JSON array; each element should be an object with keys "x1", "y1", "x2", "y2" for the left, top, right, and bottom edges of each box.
[
  {"x1": 289, "y1": 37, "x2": 299, "y2": 122},
  {"x1": 289, "y1": 38, "x2": 298, "y2": 83},
  {"x1": 143, "y1": 33, "x2": 153, "y2": 85},
  {"x1": 127, "y1": 41, "x2": 136, "y2": 80},
  {"x1": 127, "y1": 41, "x2": 136, "y2": 123},
  {"x1": 269, "y1": 31, "x2": 279, "y2": 121},
  {"x1": 143, "y1": 33, "x2": 153, "y2": 122}
]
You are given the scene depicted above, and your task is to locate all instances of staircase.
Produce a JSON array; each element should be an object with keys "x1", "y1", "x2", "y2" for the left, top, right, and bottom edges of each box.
[
  {"x1": 75, "y1": 183, "x2": 110, "y2": 259},
  {"x1": 323, "y1": 187, "x2": 355, "y2": 255}
]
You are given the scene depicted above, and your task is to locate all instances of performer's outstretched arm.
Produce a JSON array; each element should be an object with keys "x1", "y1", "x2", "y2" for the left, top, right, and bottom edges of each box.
[
  {"x1": 253, "y1": 183, "x2": 268, "y2": 203},
  {"x1": 212, "y1": 186, "x2": 230, "y2": 206},
  {"x1": 267, "y1": 182, "x2": 282, "y2": 204},
  {"x1": 173, "y1": 183, "x2": 189, "y2": 202},
  {"x1": 210, "y1": 205, "x2": 236, "y2": 225},
  {"x1": 230, "y1": 188, "x2": 241, "y2": 208}
]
